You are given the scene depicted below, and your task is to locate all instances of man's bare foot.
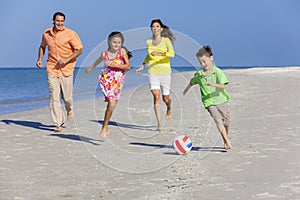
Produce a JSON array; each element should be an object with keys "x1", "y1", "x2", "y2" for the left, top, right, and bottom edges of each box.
[
  {"x1": 67, "y1": 111, "x2": 73, "y2": 121},
  {"x1": 54, "y1": 126, "x2": 62, "y2": 132},
  {"x1": 224, "y1": 142, "x2": 232, "y2": 150},
  {"x1": 166, "y1": 107, "x2": 171, "y2": 120},
  {"x1": 100, "y1": 128, "x2": 110, "y2": 139}
]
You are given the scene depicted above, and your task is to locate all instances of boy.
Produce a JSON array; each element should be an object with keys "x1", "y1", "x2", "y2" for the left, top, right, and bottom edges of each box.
[{"x1": 183, "y1": 45, "x2": 231, "y2": 150}]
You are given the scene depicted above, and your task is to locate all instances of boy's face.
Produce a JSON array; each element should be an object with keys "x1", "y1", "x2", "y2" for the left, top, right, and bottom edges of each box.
[{"x1": 198, "y1": 55, "x2": 214, "y2": 70}]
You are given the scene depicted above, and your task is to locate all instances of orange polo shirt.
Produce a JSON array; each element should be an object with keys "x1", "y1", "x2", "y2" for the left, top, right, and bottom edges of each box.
[{"x1": 41, "y1": 27, "x2": 83, "y2": 77}]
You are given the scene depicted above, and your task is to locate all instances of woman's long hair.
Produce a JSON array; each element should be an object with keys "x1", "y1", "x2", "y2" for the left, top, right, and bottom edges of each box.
[{"x1": 150, "y1": 19, "x2": 176, "y2": 44}]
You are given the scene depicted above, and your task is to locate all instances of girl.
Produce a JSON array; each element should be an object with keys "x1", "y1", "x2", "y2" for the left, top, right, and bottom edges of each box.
[
  {"x1": 136, "y1": 19, "x2": 175, "y2": 131},
  {"x1": 86, "y1": 31, "x2": 132, "y2": 138}
]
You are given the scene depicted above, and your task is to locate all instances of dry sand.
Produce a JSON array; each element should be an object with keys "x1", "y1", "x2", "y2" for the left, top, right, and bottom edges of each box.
[{"x1": 1, "y1": 67, "x2": 300, "y2": 200}]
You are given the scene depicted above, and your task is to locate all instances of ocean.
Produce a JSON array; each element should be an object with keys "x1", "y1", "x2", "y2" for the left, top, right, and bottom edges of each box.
[
  {"x1": 0, "y1": 67, "x2": 196, "y2": 115},
  {"x1": 0, "y1": 66, "x2": 287, "y2": 115}
]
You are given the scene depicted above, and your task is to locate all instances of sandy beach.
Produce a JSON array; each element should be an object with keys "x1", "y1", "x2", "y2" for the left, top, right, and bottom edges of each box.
[{"x1": 1, "y1": 67, "x2": 300, "y2": 200}]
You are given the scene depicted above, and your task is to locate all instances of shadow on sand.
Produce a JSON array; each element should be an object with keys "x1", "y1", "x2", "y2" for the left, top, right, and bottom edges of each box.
[
  {"x1": 1, "y1": 119, "x2": 102, "y2": 145},
  {"x1": 1, "y1": 119, "x2": 55, "y2": 131},
  {"x1": 90, "y1": 120, "x2": 156, "y2": 131},
  {"x1": 48, "y1": 134, "x2": 103, "y2": 145},
  {"x1": 129, "y1": 142, "x2": 227, "y2": 153}
]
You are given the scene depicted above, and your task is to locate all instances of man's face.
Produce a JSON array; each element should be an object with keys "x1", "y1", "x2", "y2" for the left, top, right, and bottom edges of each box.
[{"x1": 53, "y1": 15, "x2": 65, "y2": 31}]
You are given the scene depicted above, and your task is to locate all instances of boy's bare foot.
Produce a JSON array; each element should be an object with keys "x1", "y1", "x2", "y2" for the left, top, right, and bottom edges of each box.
[
  {"x1": 224, "y1": 142, "x2": 232, "y2": 150},
  {"x1": 67, "y1": 111, "x2": 73, "y2": 121},
  {"x1": 166, "y1": 107, "x2": 171, "y2": 120},
  {"x1": 100, "y1": 128, "x2": 110, "y2": 139},
  {"x1": 156, "y1": 126, "x2": 162, "y2": 132}
]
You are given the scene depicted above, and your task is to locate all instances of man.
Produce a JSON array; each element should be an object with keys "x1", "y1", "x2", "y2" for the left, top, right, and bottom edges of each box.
[{"x1": 36, "y1": 12, "x2": 83, "y2": 132}]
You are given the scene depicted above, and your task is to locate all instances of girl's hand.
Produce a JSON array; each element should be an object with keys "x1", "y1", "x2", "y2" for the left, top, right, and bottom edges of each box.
[
  {"x1": 136, "y1": 65, "x2": 144, "y2": 74},
  {"x1": 85, "y1": 67, "x2": 92, "y2": 73},
  {"x1": 104, "y1": 60, "x2": 112, "y2": 66}
]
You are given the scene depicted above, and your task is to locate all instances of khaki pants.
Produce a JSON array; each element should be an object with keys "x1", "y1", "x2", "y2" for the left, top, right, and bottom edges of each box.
[
  {"x1": 207, "y1": 102, "x2": 230, "y2": 132},
  {"x1": 47, "y1": 73, "x2": 73, "y2": 127}
]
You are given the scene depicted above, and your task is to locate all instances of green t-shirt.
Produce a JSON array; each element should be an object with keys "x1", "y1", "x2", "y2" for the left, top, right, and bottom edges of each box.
[{"x1": 190, "y1": 66, "x2": 230, "y2": 108}]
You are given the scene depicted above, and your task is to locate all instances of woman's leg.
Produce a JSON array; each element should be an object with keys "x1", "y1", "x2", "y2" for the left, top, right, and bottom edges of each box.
[
  {"x1": 151, "y1": 89, "x2": 162, "y2": 131},
  {"x1": 162, "y1": 95, "x2": 171, "y2": 120}
]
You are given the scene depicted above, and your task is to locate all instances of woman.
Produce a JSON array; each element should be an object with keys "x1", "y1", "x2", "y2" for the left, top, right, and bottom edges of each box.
[{"x1": 136, "y1": 19, "x2": 175, "y2": 131}]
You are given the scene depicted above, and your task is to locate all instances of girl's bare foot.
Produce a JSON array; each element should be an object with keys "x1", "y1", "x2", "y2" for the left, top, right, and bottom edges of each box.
[
  {"x1": 224, "y1": 142, "x2": 232, "y2": 150},
  {"x1": 100, "y1": 128, "x2": 110, "y2": 139}
]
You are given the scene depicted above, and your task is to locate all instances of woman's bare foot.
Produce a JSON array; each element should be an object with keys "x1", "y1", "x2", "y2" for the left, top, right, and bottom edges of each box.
[
  {"x1": 166, "y1": 107, "x2": 171, "y2": 120},
  {"x1": 100, "y1": 127, "x2": 110, "y2": 139}
]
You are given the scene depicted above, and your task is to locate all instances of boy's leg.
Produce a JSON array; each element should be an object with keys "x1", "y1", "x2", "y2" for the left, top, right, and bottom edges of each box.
[{"x1": 207, "y1": 105, "x2": 231, "y2": 150}]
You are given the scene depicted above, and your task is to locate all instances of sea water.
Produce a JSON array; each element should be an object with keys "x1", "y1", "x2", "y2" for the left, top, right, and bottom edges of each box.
[{"x1": 0, "y1": 67, "x2": 198, "y2": 115}]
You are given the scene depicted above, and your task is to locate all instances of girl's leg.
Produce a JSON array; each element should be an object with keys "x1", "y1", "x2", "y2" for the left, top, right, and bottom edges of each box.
[
  {"x1": 162, "y1": 95, "x2": 171, "y2": 120},
  {"x1": 100, "y1": 98, "x2": 116, "y2": 138},
  {"x1": 151, "y1": 89, "x2": 162, "y2": 131}
]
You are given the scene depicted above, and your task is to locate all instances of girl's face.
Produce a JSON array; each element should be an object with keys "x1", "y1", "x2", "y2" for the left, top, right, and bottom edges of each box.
[
  {"x1": 151, "y1": 22, "x2": 162, "y2": 36},
  {"x1": 198, "y1": 55, "x2": 214, "y2": 70},
  {"x1": 109, "y1": 36, "x2": 122, "y2": 51}
]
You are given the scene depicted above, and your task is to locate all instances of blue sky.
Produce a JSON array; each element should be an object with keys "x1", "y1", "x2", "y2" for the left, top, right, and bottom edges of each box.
[{"x1": 0, "y1": 0, "x2": 299, "y2": 68}]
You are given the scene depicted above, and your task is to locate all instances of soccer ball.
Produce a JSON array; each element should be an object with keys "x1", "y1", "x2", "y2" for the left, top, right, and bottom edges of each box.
[{"x1": 172, "y1": 135, "x2": 193, "y2": 155}]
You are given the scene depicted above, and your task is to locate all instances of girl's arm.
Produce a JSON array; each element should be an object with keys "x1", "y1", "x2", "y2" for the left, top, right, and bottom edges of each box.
[
  {"x1": 205, "y1": 82, "x2": 226, "y2": 89},
  {"x1": 106, "y1": 48, "x2": 130, "y2": 70},
  {"x1": 183, "y1": 83, "x2": 193, "y2": 95},
  {"x1": 85, "y1": 52, "x2": 104, "y2": 73}
]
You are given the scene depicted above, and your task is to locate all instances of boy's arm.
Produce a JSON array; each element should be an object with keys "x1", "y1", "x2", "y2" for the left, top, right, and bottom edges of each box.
[
  {"x1": 183, "y1": 83, "x2": 192, "y2": 95},
  {"x1": 205, "y1": 82, "x2": 226, "y2": 89}
]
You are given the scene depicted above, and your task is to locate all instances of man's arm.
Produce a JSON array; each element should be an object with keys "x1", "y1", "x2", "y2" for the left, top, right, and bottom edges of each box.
[{"x1": 36, "y1": 45, "x2": 46, "y2": 68}]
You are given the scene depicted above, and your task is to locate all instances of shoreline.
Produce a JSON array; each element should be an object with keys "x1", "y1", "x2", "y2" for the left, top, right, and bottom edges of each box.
[{"x1": 2, "y1": 66, "x2": 300, "y2": 116}]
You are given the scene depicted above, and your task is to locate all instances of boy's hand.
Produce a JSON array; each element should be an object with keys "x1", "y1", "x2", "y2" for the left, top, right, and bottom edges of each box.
[{"x1": 183, "y1": 83, "x2": 192, "y2": 95}]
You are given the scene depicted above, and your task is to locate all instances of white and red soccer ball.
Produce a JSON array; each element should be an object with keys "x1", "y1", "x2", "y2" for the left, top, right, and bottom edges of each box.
[{"x1": 172, "y1": 135, "x2": 193, "y2": 155}]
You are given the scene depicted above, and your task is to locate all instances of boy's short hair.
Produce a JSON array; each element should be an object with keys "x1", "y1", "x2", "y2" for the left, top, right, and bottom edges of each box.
[{"x1": 196, "y1": 45, "x2": 213, "y2": 57}]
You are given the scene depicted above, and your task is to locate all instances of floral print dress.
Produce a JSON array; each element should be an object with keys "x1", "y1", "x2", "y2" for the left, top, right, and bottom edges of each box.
[{"x1": 99, "y1": 49, "x2": 125, "y2": 102}]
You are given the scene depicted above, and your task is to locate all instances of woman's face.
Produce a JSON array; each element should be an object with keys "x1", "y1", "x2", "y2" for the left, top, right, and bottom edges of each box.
[
  {"x1": 109, "y1": 36, "x2": 122, "y2": 51},
  {"x1": 151, "y1": 22, "x2": 162, "y2": 36}
]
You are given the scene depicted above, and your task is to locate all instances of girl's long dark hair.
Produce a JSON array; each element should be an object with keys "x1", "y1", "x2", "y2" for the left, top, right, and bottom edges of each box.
[
  {"x1": 150, "y1": 19, "x2": 176, "y2": 44},
  {"x1": 107, "y1": 31, "x2": 132, "y2": 59}
]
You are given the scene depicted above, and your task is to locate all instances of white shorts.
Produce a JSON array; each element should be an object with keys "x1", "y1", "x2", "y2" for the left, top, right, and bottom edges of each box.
[{"x1": 148, "y1": 74, "x2": 171, "y2": 95}]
